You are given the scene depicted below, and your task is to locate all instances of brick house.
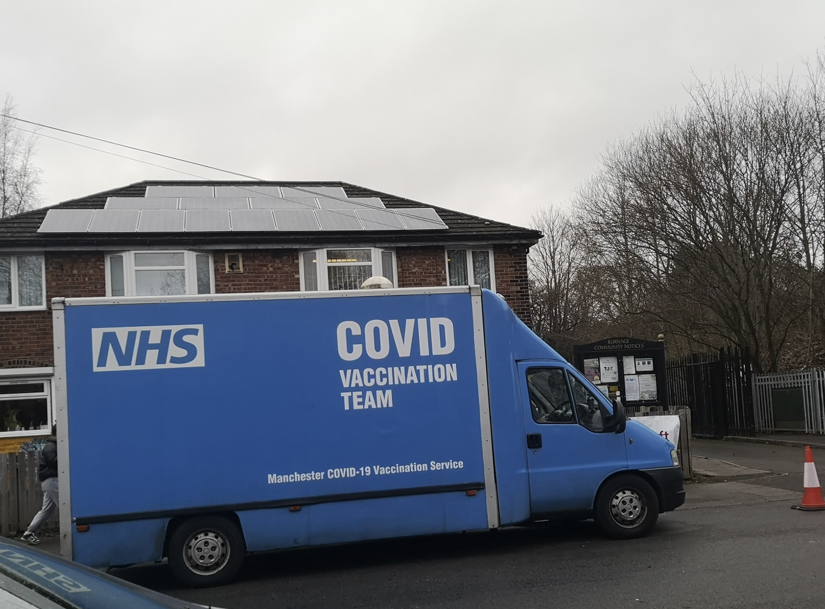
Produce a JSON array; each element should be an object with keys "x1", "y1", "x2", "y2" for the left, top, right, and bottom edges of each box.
[{"x1": 0, "y1": 180, "x2": 540, "y2": 450}]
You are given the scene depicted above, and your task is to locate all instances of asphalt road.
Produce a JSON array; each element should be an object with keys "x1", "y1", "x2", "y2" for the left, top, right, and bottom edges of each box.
[{"x1": 110, "y1": 439, "x2": 825, "y2": 609}]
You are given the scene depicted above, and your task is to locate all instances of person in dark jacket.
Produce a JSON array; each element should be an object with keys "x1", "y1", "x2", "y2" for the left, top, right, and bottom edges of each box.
[{"x1": 21, "y1": 424, "x2": 58, "y2": 545}]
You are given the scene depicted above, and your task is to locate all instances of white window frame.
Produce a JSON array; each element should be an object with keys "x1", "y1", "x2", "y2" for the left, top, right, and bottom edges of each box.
[
  {"x1": 0, "y1": 368, "x2": 53, "y2": 438},
  {"x1": 105, "y1": 251, "x2": 215, "y2": 297},
  {"x1": 300, "y1": 247, "x2": 397, "y2": 291},
  {"x1": 445, "y1": 248, "x2": 496, "y2": 291},
  {"x1": 0, "y1": 253, "x2": 46, "y2": 311}
]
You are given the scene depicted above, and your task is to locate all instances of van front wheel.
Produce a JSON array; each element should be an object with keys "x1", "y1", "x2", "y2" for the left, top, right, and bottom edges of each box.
[
  {"x1": 168, "y1": 516, "x2": 245, "y2": 587},
  {"x1": 594, "y1": 475, "x2": 659, "y2": 539}
]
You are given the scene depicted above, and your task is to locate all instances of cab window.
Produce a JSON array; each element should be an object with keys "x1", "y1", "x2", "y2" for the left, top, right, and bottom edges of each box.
[
  {"x1": 526, "y1": 367, "x2": 609, "y2": 432},
  {"x1": 569, "y1": 373, "x2": 605, "y2": 432},
  {"x1": 526, "y1": 368, "x2": 574, "y2": 423}
]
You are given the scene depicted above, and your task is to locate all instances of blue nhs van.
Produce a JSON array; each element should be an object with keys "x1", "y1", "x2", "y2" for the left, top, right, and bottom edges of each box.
[{"x1": 52, "y1": 286, "x2": 684, "y2": 587}]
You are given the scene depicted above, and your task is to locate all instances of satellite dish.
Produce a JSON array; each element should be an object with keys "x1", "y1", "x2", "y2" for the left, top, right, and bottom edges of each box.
[{"x1": 360, "y1": 276, "x2": 394, "y2": 289}]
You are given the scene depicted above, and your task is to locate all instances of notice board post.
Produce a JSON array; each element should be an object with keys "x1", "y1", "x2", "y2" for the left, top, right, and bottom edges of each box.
[{"x1": 573, "y1": 337, "x2": 668, "y2": 413}]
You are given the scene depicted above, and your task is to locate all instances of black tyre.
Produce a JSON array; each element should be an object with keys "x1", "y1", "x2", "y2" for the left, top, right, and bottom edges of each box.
[
  {"x1": 594, "y1": 474, "x2": 659, "y2": 539},
  {"x1": 168, "y1": 516, "x2": 246, "y2": 587}
]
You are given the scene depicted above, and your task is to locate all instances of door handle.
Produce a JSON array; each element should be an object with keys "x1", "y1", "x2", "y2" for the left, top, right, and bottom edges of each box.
[{"x1": 526, "y1": 433, "x2": 542, "y2": 449}]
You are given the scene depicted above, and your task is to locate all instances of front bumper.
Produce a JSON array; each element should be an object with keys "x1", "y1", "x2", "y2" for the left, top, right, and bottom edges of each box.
[{"x1": 642, "y1": 465, "x2": 686, "y2": 512}]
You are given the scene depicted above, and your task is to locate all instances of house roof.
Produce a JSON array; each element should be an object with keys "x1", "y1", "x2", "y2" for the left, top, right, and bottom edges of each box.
[{"x1": 0, "y1": 180, "x2": 541, "y2": 250}]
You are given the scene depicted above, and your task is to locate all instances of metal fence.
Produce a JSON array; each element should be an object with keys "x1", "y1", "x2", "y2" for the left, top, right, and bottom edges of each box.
[
  {"x1": 753, "y1": 369, "x2": 825, "y2": 434},
  {"x1": 0, "y1": 451, "x2": 58, "y2": 537},
  {"x1": 666, "y1": 347, "x2": 755, "y2": 438}
]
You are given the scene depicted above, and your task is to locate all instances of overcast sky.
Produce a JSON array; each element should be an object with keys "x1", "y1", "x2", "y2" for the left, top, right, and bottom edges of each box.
[{"x1": 2, "y1": 1, "x2": 825, "y2": 229}]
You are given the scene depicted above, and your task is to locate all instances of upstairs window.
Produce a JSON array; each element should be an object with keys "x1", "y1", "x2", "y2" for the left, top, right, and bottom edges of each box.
[
  {"x1": 0, "y1": 254, "x2": 45, "y2": 310},
  {"x1": 446, "y1": 249, "x2": 494, "y2": 290},
  {"x1": 106, "y1": 251, "x2": 214, "y2": 297},
  {"x1": 301, "y1": 248, "x2": 396, "y2": 291}
]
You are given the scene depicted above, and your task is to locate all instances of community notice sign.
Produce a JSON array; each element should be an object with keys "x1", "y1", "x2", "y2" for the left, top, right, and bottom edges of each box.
[{"x1": 573, "y1": 337, "x2": 668, "y2": 409}]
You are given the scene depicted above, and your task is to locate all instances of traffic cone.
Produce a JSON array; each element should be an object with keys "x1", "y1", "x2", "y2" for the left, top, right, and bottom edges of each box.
[{"x1": 791, "y1": 446, "x2": 825, "y2": 511}]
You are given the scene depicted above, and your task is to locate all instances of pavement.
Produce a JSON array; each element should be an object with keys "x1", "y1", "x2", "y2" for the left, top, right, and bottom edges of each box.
[
  {"x1": 25, "y1": 532, "x2": 61, "y2": 557},
  {"x1": 691, "y1": 432, "x2": 825, "y2": 477},
  {"x1": 724, "y1": 431, "x2": 825, "y2": 449},
  {"x1": 21, "y1": 431, "x2": 825, "y2": 560}
]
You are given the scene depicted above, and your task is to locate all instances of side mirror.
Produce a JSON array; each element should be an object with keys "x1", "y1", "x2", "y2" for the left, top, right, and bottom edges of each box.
[
  {"x1": 612, "y1": 398, "x2": 627, "y2": 434},
  {"x1": 603, "y1": 398, "x2": 627, "y2": 434}
]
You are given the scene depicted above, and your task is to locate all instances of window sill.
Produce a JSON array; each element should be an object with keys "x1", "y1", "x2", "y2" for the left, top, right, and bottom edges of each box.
[
  {"x1": 0, "y1": 429, "x2": 50, "y2": 438},
  {"x1": 0, "y1": 306, "x2": 47, "y2": 312},
  {"x1": 0, "y1": 367, "x2": 53, "y2": 378}
]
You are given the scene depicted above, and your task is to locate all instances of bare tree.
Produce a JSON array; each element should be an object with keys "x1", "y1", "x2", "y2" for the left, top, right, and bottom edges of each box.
[
  {"x1": 574, "y1": 73, "x2": 809, "y2": 372},
  {"x1": 0, "y1": 95, "x2": 42, "y2": 217},
  {"x1": 528, "y1": 208, "x2": 588, "y2": 356}
]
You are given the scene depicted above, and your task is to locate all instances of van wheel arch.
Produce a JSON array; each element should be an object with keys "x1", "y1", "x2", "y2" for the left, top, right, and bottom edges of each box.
[
  {"x1": 593, "y1": 473, "x2": 660, "y2": 539},
  {"x1": 165, "y1": 511, "x2": 244, "y2": 556},
  {"x1": 165, "y1": 513, "x2": 246, "y2": 587}
]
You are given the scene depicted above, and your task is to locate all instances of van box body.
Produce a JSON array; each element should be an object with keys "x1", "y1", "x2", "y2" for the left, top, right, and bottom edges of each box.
[{"x1": 52, "y1": 287, "x2": 684, "y2": 576}]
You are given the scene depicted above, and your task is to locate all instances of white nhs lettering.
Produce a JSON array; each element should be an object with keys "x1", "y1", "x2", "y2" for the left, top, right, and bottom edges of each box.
[
  {"x1": 92, "y1": 325, "x2": 205, "y2": 372},
  {"x1": 337, "y1": 318, "x2": 454, "y2": 362}
]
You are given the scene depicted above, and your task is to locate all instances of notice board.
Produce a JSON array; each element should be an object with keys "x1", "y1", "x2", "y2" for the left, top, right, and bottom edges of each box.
[{"x1": 573, "y1": 337, "x2": 668, "y2": 410}]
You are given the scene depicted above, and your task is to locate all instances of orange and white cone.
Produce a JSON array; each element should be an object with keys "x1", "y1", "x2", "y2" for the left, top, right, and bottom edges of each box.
[{"x1": 792, "y1": 446, "x2": 825, "y2": 511}]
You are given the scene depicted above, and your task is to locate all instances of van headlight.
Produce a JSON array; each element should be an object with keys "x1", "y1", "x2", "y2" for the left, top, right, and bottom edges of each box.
[{"x1": 671, "y1": 449, "x2": 680, "y2": 467}]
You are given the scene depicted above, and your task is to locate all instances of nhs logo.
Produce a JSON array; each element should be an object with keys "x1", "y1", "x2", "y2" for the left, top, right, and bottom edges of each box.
[{"x1": 92, "y1": 325, "x2": 205, "y2": 372}]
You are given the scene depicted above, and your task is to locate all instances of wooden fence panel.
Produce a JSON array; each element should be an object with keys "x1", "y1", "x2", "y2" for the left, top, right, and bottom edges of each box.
[
  {"x1": 19, "y1": 452, "x2": 37, "y2": 529},
  {"x1": 0, "y1": 451, "x2": 59, "y2": 537},
  {"x1": 0, "y1": 454, "x2": 10, "y2": 537},
  {"x1": 8, "y1": 454, "x2": 19, "y2": 535}
]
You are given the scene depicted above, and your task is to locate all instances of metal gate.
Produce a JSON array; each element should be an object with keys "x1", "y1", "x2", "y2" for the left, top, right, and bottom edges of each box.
[
  {"x1": 753, "y1": 369, "x2": 825, "y2": 433},
  {"x1": 667, "y1": 347, "x2": 754, "y2": 438}
]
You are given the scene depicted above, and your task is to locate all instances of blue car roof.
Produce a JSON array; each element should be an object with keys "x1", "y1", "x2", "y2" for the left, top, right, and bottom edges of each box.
[{"x1": 0, "y1": 537, "x2": 203, "y2": 609}]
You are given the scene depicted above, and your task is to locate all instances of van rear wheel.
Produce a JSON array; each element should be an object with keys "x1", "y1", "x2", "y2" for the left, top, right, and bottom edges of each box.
[
  {"x1": 594, "y1": 475, "x2": 659, "y2": 539},
  {"x1": 168, "y1": 516, "x2": 245, "y2": 587}
]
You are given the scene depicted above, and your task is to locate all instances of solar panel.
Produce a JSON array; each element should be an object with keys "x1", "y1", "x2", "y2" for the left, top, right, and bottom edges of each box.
[
  {"x1": 215, "y1": 185, "x2": 281, "y2": 198},
  {"x1": 276, "y1": 196, "x2": 319, "y2": 209},
  {"x1": 37, "y1": 193, "x2": 449, "y2": 234},
  {"x1": 355, "y1": 209, "x2": 406, "y2": 230},
  {"x1": 37, "y1": 209, "x2": 95, "y2": 233},
  {"x1": 145, "y1": 186, "x2": 215, "y2": 198},
  {"x1": 281, "y1": 186, "x2": 347, "y2": 199},
  {"x1": 344, "y1": 197, "x2": 385, "y2": 209},
  {"x1": 396, "y1": 208, "x2": 447, "y2": 230},
  {"x1": 250, "y1": 197, "x2": 318, "y2": 209},
  {"x1": 271, "y1": 209, "x2": 321, "y2": 231},
  {"x1": 88, "y1": 210, "x2": 141, "y2": 232},
  {"x1": 105, "y1": 197, "x2": 180, "y2": 210},
  {"x1": 315, "y1": 209, "x2": 364, "y2": 231},
  {"x1": 316, "y1": 198, "x2": 357, "y2": 211},
  {"x1": 230, "y1": 209, "x2": 277, "y2": 231},
  {"x1": 185, "y1": 210, "x2": 232, "y2": 232},
  {"x1": 179, "y1": 197, "x2": 250, "y2": 210},
  {"x1": 137, "y1": 210, "x2": 186, "y2": 232}
]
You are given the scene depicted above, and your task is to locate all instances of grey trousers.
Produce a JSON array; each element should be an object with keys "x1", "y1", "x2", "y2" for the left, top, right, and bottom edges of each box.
[{"x1": 27, "y1": 476, "x2": 58, "y2": 534}]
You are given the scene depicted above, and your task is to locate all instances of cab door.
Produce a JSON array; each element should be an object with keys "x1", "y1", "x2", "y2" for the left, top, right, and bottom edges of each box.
[{"x1": 519, "y1": 362, "x2": 628, "y2": 516}]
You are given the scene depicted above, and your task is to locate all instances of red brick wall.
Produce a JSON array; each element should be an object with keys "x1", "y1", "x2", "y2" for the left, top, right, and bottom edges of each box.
[
  {"x1": 396, "y1": 247, "x2": 447, "y2": 287},
  {"x1": 46, "y1": 253, "x2": 107, "y2": 301},
  {"x1": 0, "y1": 245, "x2": 532, "y2": 369},
  {"x1": 0, "y1": 252, "x2": 106, "y2": 368},
  {"x1": 213, "y1": 250, "x2": 300, "y2": 293},
  {"x1": 0, "y1": 312, "x2": 53, "y2": 368},
  {"x1": 396, "y1": 245, "x2": 532, "y2": 327},
  {"x1": 494, "y1": 245, "x2": 532, "y2": 326}
]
